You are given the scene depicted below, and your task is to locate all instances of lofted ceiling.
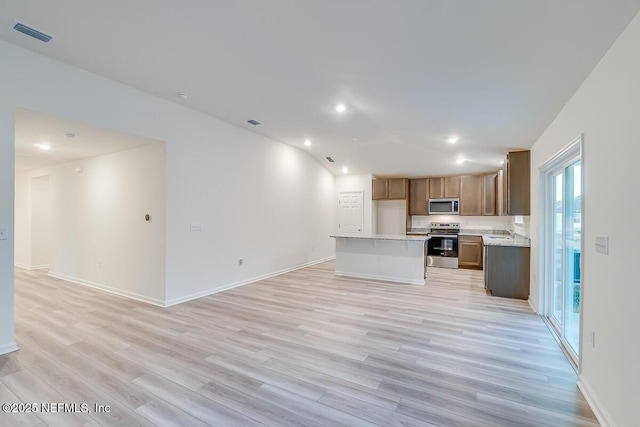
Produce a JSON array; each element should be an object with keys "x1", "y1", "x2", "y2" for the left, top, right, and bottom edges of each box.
[{"x1": 2, "y1": 1, "x2": 639, "y2": 177}]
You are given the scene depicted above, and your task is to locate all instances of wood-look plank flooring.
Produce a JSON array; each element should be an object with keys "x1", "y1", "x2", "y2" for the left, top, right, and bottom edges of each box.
[{"x1": 1, "y1": 262, "x2": 598, "y2": 426}]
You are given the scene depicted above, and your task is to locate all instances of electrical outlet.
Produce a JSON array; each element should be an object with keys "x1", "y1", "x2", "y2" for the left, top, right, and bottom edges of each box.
[
  {"x1": 190, "y1": 222, "x2": 202, "y2": 232},
  {"x1": 238, "y1": 258, "x2": 243, "y2": 266}
]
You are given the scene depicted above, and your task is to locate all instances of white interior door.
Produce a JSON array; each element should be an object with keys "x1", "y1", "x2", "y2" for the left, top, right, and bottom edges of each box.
[{"x1": 338, "y1": 191, "x2": 363, "y2": 235}]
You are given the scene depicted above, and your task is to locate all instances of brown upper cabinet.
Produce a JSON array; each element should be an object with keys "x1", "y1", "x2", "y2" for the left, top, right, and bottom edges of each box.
[
  {"x1": 460, "y1": 175, "x2": 483, "y2": 216},
  {"x1": 502, "y1": 150, "x2": 530, "y2": 215},
  {"x1": 373, "y1": 163, "x2": 519, "y2": 217},
  {"x1": 429, "y1": 176, "x2": 460, "y2": 199},
  {"x1": 372, "y1": 179, "x2": 388, "y2": 200},
  {"x1": 482, "y1": 173, "x2": 498, "y2": 216},
  {"x1": 409, "y1": 178, "x2": 429, "y2": 215},
  {"x1": 372, "y1": 178, "x2": 408, "y2": 200},
  {"x1": 444, "y1": 176, "x2": 461, "y2": 198},
  {"x1": 429, "y1": 177, "x2": 443, "y2": 199},
  {"x1": 388, "y1": 178, "x2": 408, "y2": 199},
  {"x1": 452, "y1": 173, "x2": 498, "y2": 216}
]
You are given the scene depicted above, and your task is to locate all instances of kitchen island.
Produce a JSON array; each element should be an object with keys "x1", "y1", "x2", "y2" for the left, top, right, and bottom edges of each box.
[{"x1": 330, "y1": 234, "x2": 430, "y2": 285}]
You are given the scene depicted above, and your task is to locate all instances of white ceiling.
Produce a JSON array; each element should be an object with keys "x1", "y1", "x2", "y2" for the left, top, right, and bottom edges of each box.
[
  {"x1": 15, "y1": 109, "x2": 161, "y2": 173},
  {"x1": 2, "y1": 1, "x2": 639, "y2": 176}
]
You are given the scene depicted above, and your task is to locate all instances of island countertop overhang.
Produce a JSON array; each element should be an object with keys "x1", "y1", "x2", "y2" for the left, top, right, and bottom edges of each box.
[{"x1": 330, "y1": 234, "x2": 430, "y2": 242}]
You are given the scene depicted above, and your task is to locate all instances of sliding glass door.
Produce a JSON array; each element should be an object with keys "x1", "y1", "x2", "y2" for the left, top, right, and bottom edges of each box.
[{"x1": 544, "y1": 139, "x2": 582, "y2": 362}]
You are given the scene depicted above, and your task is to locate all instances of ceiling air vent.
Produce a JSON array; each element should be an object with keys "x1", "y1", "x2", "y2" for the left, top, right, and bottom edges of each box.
[
  {"x1": 13, "y1": 22, "x2": 52, "y2": 43},
  {"x1": 325, "y1": 157, "x2": 335, "y2": 163},
  {"x1": 247, "y1": 119, "x2": 261, "y2": 126}
]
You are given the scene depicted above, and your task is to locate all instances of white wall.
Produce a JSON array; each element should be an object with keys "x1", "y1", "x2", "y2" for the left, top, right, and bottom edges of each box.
[
  {"x1": 14, "y1": 170, "x2": 31, "y2": 270},
  {"x1": 511, "y1": 216, "x2": 530, "y2": 238},
  {"x1": 530, "y1": 12, "x2": 640, "y2": 427},
  {"x1": 0, "y1": 39, "x2": 336, "y2": 352},
  {"x1": 164, "y1": 137, "x2": 335, "y2": 304},
  {"x1": 376, "y1": 201, "x2": 407, "y2": 235},
  {"x1": 30, "y1": 175, "x2": 50, "y2": 269},
  {"x1": 15, "y1": 143, "x2": 167, "y2": 304},
  {"x1": 335, "y1": 174, "x2": 373, "y2": 235},
  {"x1": 0, "y1": 105, "x2": 16, "y2": 355}
]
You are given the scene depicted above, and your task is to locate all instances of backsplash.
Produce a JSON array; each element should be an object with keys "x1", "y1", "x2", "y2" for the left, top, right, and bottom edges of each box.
[
  {"x1": 511, "y1": 216, "x2": 531, "y2": 237},
  {"x1": 411, "y1": 215, "x2": 515, "y2": 230}
]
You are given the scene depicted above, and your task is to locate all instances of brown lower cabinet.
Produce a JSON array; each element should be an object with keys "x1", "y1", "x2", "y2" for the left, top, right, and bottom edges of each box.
[
  {"x1": 484, "y1": 245, "x2": 530, "y2": 300},
  {"x1": 458, "y1": 236, "x2": 483, "y2": 269}
]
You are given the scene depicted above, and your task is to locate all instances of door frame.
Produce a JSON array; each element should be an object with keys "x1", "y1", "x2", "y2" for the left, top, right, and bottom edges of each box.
[{"x1": 539, "y1": 134, "x2": 584, "y2": 368}]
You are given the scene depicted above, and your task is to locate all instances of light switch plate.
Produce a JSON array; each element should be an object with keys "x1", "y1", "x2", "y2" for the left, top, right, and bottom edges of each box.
[
  {"x1": 595, "y1": 236, "x2": 609, "y2": 254},
  {"x1": 0, "y1": 227, "x2": 7, "y2": 240},
  {"x1": 190, "y1": 222, "x2": 203, "y2": 232}
]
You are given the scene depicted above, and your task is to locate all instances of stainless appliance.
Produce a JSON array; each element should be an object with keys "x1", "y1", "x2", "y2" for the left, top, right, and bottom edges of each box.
[
  {"x1": 427, "y1": 222, "x2": 460, "y2": 268},
  {"x1": 428, "y1": 198, "x2": 459, "y2": 215}
]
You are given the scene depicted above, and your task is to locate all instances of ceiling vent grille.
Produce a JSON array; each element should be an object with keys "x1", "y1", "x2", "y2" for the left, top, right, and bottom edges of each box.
[
  {"x1": 13, "y1": 22, "x2": 52, "y2": 43},
  {"x1": 325, "y1": 157, "x2": 335, "y2": 163},
  {"x1": 247, "y1": 119, "x2": 261, "y2": 126}
]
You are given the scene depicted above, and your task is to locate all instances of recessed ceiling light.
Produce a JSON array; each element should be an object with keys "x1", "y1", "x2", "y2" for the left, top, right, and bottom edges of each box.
[
  {"x1": 177, "y1": 92, "x2": 188, "y2": 100},
  {"x1": 304, "y1": 139, "x2": 312, "y2": 147},
  {"x1": 447, "y1": 136, "x2": 459, "y2": 144},
  {"x1": 456, "y1": 158, "x2": 465, "y2": 165},
  {"x1": 35, "y1": 143, "x2": 52, "y2": 151},
  {"x1": 335, "y1": 103, "x2": 347, "y2": 113},
  {"x1": 342, "y1": 166, "x2": 349, "y2": 174}
]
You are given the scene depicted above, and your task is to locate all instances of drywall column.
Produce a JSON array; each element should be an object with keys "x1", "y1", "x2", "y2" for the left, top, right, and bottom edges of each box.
[
  {"x1": 14, "y1": 172, "x2": 32, "y2": 269},
  {"x1": 31, "y1": 175, "x2": 51, "y2": 269},
  {"x1": 0, "y1": 107, "x2": 17, "y2": 354}
]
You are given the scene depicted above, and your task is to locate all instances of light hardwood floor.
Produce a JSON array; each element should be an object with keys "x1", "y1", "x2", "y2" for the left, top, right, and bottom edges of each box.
[{"x1": 1, "y1": 262, "x2": 598, "y2": 426}]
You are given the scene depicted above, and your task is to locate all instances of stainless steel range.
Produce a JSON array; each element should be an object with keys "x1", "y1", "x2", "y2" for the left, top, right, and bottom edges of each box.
[{"x1": 427, "y1": 222, "x2": 460, "y2": 269}]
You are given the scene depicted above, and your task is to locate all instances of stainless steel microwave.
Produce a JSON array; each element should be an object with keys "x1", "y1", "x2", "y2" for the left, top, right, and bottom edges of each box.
[{"x1": 428, "y1": 198, "x2": 460, "y2": 215}]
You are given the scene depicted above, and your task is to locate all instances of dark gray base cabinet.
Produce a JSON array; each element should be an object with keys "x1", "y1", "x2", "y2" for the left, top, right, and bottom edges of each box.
[{"x1": 483, "y1": 245, "x2": 530, "y2": 300}]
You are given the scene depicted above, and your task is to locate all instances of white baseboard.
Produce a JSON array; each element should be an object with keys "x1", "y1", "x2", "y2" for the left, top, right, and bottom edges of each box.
[
  {"x1": 13, "y1": 262, "x2": 49, "y2": 270},
  {"x1": 47, "y1": 257, "x2": 335, "y2": 308},
  {"x1": 14, "y1": 263, "x2": 49, "y2": 270},
  {"x1": 164, "y1": 256, "x2": 335, "y2": 307},
  {"x1": 334, "y1": 271, "x2": 425, "y2": 286},
  {"x1": 47, "y1": 271, "x2": 165, "y2": 307},
  {"x1": 577, "y1": 375, "x2": 615, "y2": 427},
  {"x1": 0, "y1": 341, "x2": 19, "y2": 355},
  {"x1": 527, "y1": 298, "x2": 538, "y2": 313}
]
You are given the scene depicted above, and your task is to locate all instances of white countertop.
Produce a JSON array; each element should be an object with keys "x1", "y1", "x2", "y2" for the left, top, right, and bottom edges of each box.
[
  {"x1": 459, "y1": 229, "x2": 510, "y2": 236},
  {"x1": 482, "y1": 235, "x2": 530, "y2": 247},
  {"x1": 330, "y1": 234, "x2": 430, "y2": 242},
  {"x1": 407, "y1": 227, "x2": 529, "y2": 247}
]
